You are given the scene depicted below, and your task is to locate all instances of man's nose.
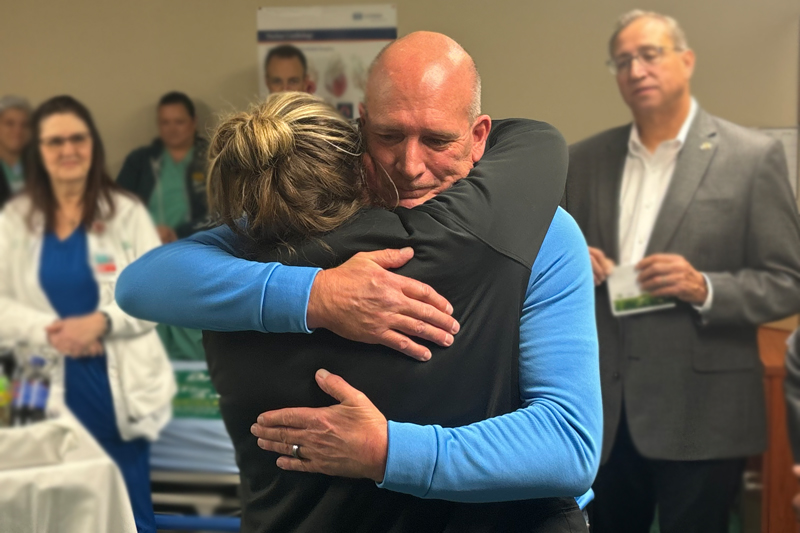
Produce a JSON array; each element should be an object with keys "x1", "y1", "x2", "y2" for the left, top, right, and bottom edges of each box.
[
  {"x1": 395, "y1": 139, "x2": 426, "y2": 180},
  {"x1": 627, "y1": 57, "x2": 648, "y2": 80}
]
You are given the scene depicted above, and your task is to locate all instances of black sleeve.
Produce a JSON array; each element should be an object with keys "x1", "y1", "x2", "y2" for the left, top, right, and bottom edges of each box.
[
  {"x1": 419, "y1": 118, "x2": 569, "y2": 268},
  {"x1": 0, "y1": 166, "x2": 11, "y2": 209},
  {"x1": 116, "y1": 151, "x2": 145, "y2": 201},
  {"x1": 174, "y1": 219, "x2": 197, "y2": 239}
]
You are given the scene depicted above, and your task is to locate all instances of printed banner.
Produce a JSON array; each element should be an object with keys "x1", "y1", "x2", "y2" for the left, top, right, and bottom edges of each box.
[{"x1": 257, "y1": 4, "x2": 397, "y2": 118}]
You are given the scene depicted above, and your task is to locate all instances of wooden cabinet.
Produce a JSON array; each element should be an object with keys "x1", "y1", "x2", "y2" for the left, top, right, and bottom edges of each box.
[{"x1": 758, "y1": 326, "x2": 799, "y2": 533}]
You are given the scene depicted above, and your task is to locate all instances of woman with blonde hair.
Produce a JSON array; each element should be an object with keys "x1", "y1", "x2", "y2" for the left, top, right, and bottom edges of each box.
[
  {"x1": 0, "y1": 95, "x2": 175, "y2": 533},
  {"x1": 121, "y1": 91, "x2": 598, "y2": 532}
]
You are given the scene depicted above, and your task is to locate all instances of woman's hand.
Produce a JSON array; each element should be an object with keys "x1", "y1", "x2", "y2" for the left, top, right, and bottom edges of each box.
[{"x1": 46, "y1": 312, "x2": 107, "y2": 357}]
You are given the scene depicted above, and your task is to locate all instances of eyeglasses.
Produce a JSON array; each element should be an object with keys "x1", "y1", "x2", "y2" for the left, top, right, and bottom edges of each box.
[
  {"x1": 606, "y1": 46, "x2": 678, "y2": 75},
  {"x1": 39, "y1": 133, "x2": 91, "y2": 149}
]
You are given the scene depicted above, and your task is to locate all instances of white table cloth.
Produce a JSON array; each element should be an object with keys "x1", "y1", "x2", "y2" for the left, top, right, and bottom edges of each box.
[{"x1": 0, "y1": 411, "x2": 136, "y2": 533}]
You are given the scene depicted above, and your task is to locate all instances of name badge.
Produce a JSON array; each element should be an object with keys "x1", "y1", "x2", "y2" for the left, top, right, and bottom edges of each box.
[{"x1": 93, "y1": 252, "x2": 117, "y2": 277}]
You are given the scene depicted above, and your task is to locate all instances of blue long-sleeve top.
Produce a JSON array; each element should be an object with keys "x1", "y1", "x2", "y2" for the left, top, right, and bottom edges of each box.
[{"x1": 117, "y1": 207, "x2": 601, "y2": 506}]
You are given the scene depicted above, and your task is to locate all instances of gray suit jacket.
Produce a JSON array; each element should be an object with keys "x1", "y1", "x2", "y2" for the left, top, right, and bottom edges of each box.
[{"x1": 565, "y1": 108, "x2": 800, "y2": 462}]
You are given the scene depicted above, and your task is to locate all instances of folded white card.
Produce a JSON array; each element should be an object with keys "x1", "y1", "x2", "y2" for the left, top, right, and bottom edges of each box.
[{"x1": 607, "y1": 264, "x2": 676, "y2": 317}]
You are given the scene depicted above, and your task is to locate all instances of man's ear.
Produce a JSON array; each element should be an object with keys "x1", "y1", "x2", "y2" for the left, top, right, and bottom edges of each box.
[
  {"x1": 470, "y1": 115, "x2": 492, "y2": 163},
  {"x1": 305, "y1": 76, "x2": 317, "y2": 94},
  {"x1": 682, "y1": 49, "x2": 696, "y2": 80},
  {"x1": 358, "y1": 102, "x2": 367, "y2": 126}
]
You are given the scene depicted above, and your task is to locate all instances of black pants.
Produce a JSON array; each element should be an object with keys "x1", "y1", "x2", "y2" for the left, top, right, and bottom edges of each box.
[
  {"x1": 590, "y1": 412, "x2": 746, "y2": 533},
  {"x1": 443, "y1": 497, "x2": 588, "y2": 533}
]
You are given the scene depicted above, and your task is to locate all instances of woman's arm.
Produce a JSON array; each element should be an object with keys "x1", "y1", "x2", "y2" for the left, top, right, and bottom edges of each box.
[
  {"x1": 117, "y1": 224, "x2": 457, "y2": 360},
  {"x1": 45, "y1": 200, "x2": 165, "y2": 351},
  {"x1": 116, "y1": 222, "x2": 319, "y2": 333},
  {"x1": 0, "y1": 210, "x2": 59, "y2": 347}
]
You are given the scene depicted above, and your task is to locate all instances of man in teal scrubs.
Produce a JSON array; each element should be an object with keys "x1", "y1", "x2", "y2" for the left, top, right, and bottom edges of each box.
[
  {"x1": 117, "y1": 91, "x2": 209, "y2": 360},
  {"x1": 118, "y1": 91, "x2": 208, "y2": 243}
]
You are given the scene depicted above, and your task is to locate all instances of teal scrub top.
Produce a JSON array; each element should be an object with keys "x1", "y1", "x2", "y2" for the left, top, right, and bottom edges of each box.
[
  {"x1": 1, "y1": 160, "x2": 24, "y2": 194},
  {"x1": 148, "y1": 147, "x2": 193, "y2": 229}
]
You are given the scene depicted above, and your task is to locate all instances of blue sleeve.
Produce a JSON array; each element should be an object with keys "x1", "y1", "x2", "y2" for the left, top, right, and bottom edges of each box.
[
  {"x1": 378, "y1": 208, "x2": 602, "y2": 502},
  {"x1": 116, "y1": 224, "x2": 320, "y2": 333}
]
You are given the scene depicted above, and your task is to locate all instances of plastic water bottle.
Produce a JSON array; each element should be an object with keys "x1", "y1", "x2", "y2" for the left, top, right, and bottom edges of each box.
[
  {"x1": 11, "y1": 368, "x2": 30, "y2": 427},
  {"x1": 26, "y1": 356, "x2": 50, "y2": 424},
  {"x1": 10, "y1": 344, "x2": 54, "y2": 426}
]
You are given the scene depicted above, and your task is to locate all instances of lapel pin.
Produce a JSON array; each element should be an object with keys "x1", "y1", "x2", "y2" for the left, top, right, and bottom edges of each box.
[{"x1": 700, "y1": 141, "x2": 713, "y2": 151}]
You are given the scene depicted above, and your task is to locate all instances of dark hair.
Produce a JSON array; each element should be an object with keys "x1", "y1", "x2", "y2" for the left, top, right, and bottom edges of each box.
[
  {"x1": 158, "y1": 91, "x2": 195, "y2": 119},
  {"x1": 264, "y1": 44, "x2": 308, "y2": 75},
  {"x1": 24, "y1": 95, "x2": 119, "y2": 231}
]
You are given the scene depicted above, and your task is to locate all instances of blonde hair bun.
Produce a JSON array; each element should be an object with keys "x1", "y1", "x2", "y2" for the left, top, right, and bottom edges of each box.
[{"x1": 207, "y1": 92, "x2": 369, "y2": 245}]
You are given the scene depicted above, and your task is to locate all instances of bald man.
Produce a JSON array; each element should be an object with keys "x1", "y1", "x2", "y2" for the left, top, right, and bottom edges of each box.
[{"x1": 119, "y1": 32, "x2": 599, "y2": 532}]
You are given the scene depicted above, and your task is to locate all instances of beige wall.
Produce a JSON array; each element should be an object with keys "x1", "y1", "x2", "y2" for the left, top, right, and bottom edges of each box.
[{"x1": 2, "y1": 0, "x2": 798, "y2": 176}]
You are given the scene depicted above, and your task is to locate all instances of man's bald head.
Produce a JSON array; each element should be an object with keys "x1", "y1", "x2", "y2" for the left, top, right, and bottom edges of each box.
[
  {"x1": 365, "y1": 32, "x2": 481, "y2": 122},
  {"x1": 358, "y1": 32, "x2": 491, "y2": 209}
]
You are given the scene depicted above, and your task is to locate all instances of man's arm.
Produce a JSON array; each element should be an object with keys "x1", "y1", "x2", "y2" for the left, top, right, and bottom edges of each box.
[
  {"x1": 701, "y1": 141, "x2": 800, "y2": 324},
  {"x1": 116, "y1": 224, "x2": 457, "y2": 359},
  {"x1": 379, "y1": 208, "x2": 601, "y2": 501},
  {"x1": 116, "y1": 150, "x2": 145, "y2": 200},
  {"x1": 253, "y1": 209, "x2": 603, "y2": 502},
  {"x1": 426, "y1": 119, "x2": 568, "y2": 270}
]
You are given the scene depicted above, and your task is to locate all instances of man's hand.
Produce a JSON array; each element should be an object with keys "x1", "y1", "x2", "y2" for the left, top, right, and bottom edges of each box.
[
  {"x1": 251, "y1": 369, "x2": 388, "y2": 482},
  {"x1": 156, "y1": 225, "x2": 178, "y2": 244},
  {"x1": 46, "y1": 313, "x2": 106, "y2": 357},
  {"x1": 589, "y1": 246, "x2": 615, "y2": 286},
  {"x1": 793, "y1": 465, "x2": 800, "y2": 521},
  {"x1": 306, "y1": 248, "x2": 459, "y2": 361},
  {"x1": 637, "y1": 254, "x2": 708, "y2": 305}
]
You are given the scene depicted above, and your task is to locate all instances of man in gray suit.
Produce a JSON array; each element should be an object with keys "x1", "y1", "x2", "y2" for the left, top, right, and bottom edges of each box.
[{"x1": 564, "y1": 10, "x2": 800, "y2": 533}]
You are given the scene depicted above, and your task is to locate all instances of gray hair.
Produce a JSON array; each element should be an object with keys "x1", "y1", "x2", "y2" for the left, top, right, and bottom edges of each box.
[
  {"x1": 0, "y1": 95, "x2": 31, "y2": 117},
  {"x1": 608, "y1": 10, "x2": 689, "y2": 58},
  {"x1": 467, "y1": 66, "x2": 482, "y2": 123}
]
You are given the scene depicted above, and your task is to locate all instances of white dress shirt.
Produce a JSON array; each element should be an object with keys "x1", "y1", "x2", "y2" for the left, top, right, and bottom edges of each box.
[{"x1": 617, "y1": 98, "x2": 712, "y2": 311}]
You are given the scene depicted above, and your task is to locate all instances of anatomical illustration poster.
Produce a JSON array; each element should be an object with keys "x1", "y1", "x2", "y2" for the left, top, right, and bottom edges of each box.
[{"x1": 257, "y1": 5, "x2": 397, "y2": 119}]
